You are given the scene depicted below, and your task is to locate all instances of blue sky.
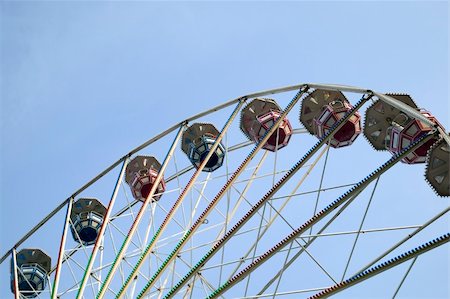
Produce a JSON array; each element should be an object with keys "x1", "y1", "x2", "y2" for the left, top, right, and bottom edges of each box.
[{"x1": 0, "y1": 1, "x2": 449, "y2": 298}]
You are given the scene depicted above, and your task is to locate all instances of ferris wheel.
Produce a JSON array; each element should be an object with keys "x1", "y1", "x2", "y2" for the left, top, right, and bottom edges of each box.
[{"x1": 2, "y1": 83, "x2": 449, "y2": 299}]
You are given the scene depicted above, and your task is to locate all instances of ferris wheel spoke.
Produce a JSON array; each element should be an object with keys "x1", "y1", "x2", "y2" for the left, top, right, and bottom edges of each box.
[
  {"x1": 271, "y1": 122, "x2": 281, "y2": 189},
  {"x1": 220, "y1": 152, "x2": 269, "y2": 238},
  {"x1": 123, "y1": 92, "x2": 370, "y2": 299},
  {"x1": 183, "y1": 270, "x2": 224, "y2": 299},
  {"x1": 229, "y1": 185, "x2": 270, "y2": 223},
  {"x1": 271, "y1": 182, "x2": 358, "y2": 201},
  {"x1": 218, "y1": 131, "x2": 232, "y2": 288},
  {"x1": 340, "y1": 176, "x2": 380, "y2": 281},
  {"x1": 170, "y1": 149, "x2": 185, "y2": 197},
  {"x1": 117, "y1": 100, "x2": 247, "y2": 298},
  {"x1": 267, "y1": 201, "x2": 339, "y2": 284},
  {"x1": 308, "y1": 233, "x2": 450, "y2": 299},
  {"x1": 182, "y1": 224, "x2": 268, "y2": 257},
  {"x1": 51, "y1": 217, "x2": 94, "y2": 294},
  {"x1": 56, "y1": 255, "x2": 90, "y2": 297},
  {"x1": 188, "y1": 181, "x2": 195, "y2": 272},
  {"x1": 257, "y1": 191, "x2": 372, "y2": 295},
  {"x1": 177, "y1": 256, "x2": 225, "y2": 298},
  {"x1": 119, "y1": 256, "x2": 151, "y2": 282},
  {"x1": 76, "y1": 158, "x2": 129, "y2": 298},
  {"x1": 206, "y1": 132, "x2": 435, "y2": 298},
  {"x1": 155, "y1": 200, "x2": 189, "y2": 231},
  {"x1": 258, "y1": 187, "x2": 402, "y2": 296},
  {"x1": 171, "y1": 152, "x2": 189, "y2": 236},
  {"x1": 59, "y1": 218, "x2": 102, "y2": 297},
  {"x1": 143, "y1": 253, "x2": 218, "y2": 298},
  {"x1": 307, "y1": 145, "x2": 330, "y2": 241},
  {"x1": 191, "y1": 184, "x2": 228, "y2": 220},
  {"x1": 71, "y1": 256, "x2": 100, "y2": 297},
  {"x1": 153, "y1": 248, "x2": 164, "y2": 294},
  {"x1": 199, "y1": 278, "x2": 212, "y2": 298},
  {"x1": 141, "y1": 203, "x2": 158, "y2": 251},
  {"x1": 11, "y1": 249, "x2": 20, "y2": 299},
  {"x1": 181, "y1": 172, "x2": 211, "y2": 263},
  {"x1": 52, "y1": 197, "x2": 74, "y2": 298},
  {"x1": 391, "y1": 256, "x2": 417, "y2": 299},
  {"x1": 105, "y1": 224, "x2": 127, "y2": 288},
  {"x1": 239, "y1": 286, "x2": 329, "y2": 299},
  {"x1": 352, "y1": 205, "x2": 450, "y2": 275},
  {"x1": 4, "y1": 83, "x2": 448, "y2": 299},
  {"x1": 299, "y1": 225, "x2": 422, "y2": 239},
  {"x1": 48, "y1": 244, "x2": 81, "y2": 275},
  {"x1": 107, "y1": 219, "x2": 144, "y2": 252},
  {"x1": 261, "y1": 199, "x2": 342, "y2": 289},
  {"x1": 218, "y1": 151, "x2": 270, "y2": 285},
  {"x1": 118, "y1": 211, "x2": 154, "y2": 293},
  {"x1": 223, "y1": 145, "x2": 329, "y2": 285},
  {"x1": 65, "y1": 253, "x2": 93, "y2": 274},
  {"x1": 186, "y1": 275, "x2": 197, "y2": 299},
  {"x1": 60, "y1": 262, "x2": 114, "y2": 298},
  {"x1": 242, "y1": 201, "x2": 269, "y2": 297},
  {"x1": 121, "y1": 180, "x2": 145, "y2": 248},
  {"x1": 157, "y1": 259, "x2": 177, "y2": 299},
  {"x1": 164, "y1": 140, "x2": 329, "y2": 298},
  {"x1": 155, "y1": 221, "x2": 226, "y2": 255},
  {"x1": 187, "y1": 173, "x2": 212, "y2": 228},
  {"x1": 88, "y1": 272, "x2": 118, "y2": 297},
  {"x1": 233, "y1": 168, "x2": 290, "y2": 185},
  {"x1": 96, "y1": 125, "x2": 186, "y2": 299},
  {"x1": 57, "y1": 279, "x2": 81, "y2": 297},
  {"x1": 136, "y1": 87, "x2": 310, "y2": 298},
  {"x1": 270, "y1": 240, "x2": 295, "y2": 299}
]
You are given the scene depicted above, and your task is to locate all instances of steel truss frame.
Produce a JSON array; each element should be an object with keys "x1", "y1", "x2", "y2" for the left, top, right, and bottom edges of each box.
[{"x1": 2, "y1": 83, "x2": 448, "y2": 299}]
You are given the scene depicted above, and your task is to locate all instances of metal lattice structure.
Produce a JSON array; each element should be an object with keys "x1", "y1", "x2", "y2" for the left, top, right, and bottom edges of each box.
[{"x1": 1, "y1": 83, "x2": 449, "y2": 299}]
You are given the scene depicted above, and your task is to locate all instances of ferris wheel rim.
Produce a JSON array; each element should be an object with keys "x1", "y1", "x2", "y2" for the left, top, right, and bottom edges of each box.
[{"x1": 4, "y1": 82, "x2": 449, "y2": 299}]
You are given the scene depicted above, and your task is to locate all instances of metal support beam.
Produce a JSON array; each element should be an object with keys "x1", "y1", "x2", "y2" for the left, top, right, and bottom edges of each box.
[
  {"x1": 353, "y1": 205, "x2": 450, "y2": 274},
  {"x1": 136, "y1": 87, "x2": 310, "y2": 299},
  {"x1": 308, "y1": 233, "x2": 450, "y2": 299},
  {"x1": 164, "y1": 93, "x2": 371, "y2": 299},
  {"x1": 257, "y1": 189, "x2": 364, "y2": 296},
  {"x1": 12, "y1": 248, "x2": 20, "y2": 299},
  {"x1": 2, "y1": 82, "x2": 447, "y2": 267},
  {"x1": 95, "y1": 125, "x2": 185, "y2": 298},
  {"x1": 113, "y1": 99, "x2": 246, "y2": 298},
  {"x1": 1, "y1": 82, "x2": 447, "y2": 299},
  {"x1": 205, "y1": 132, "x2": 436, "y2": 298},
  {"x1": 373, "y1": 92, "x2": 435, "y2": 127},
  {"x1": 52, "y1": 197, "x2": 74, "y2": 299},
  {"x1": 0, "y1": 83, "x2": 307, "y2": 266},
  {"x1": 76, "y1": 158, "x2": 129, "y2": 298},
  {"x1": 306, "y1": 83, "x2": 370, "y2": 94},
  {"x1": 224, "y1": 146, "x2": 328, "y2": 286},
  {"x1": 392, "y1": 257, "x2": 417, "y2": 299}
]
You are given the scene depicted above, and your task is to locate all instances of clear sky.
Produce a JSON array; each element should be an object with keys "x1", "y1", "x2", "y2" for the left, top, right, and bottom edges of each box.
[{"x1": 0, "y1": 1, "x2": 449, "y2": 298}]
